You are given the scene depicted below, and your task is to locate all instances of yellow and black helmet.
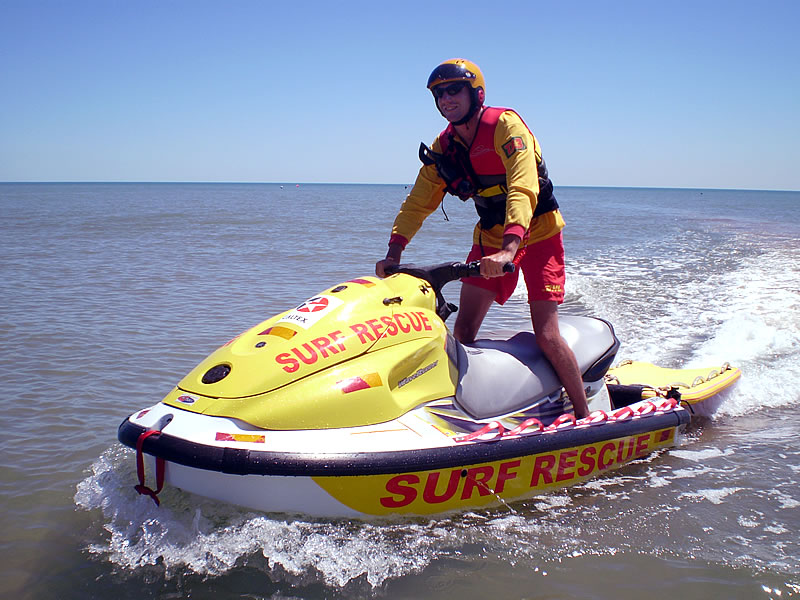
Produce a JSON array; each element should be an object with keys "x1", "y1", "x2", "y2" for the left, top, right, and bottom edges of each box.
[
  {"x1": 427, "y1": 59, "x2": 485, "y2": 125},
  {"x1": 426, "y1": 58, "x2": 486, "y2": 93}
]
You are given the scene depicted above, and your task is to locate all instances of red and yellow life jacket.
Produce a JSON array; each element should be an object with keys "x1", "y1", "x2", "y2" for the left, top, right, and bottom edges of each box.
[{"x1": 419, "y1": 107, "x2": 558, "y2": 230}]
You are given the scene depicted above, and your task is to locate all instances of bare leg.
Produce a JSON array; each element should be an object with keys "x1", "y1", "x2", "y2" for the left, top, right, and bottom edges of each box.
[
  {"x1": 453, "y1": 283, "x2": 496, "y2": 343},
  {"x1": 530, "y1": 300, "x2": 589, "y2": 418}
]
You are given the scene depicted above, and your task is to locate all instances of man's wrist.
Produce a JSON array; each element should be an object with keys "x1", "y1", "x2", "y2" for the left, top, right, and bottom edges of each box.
[{"x1": 386, "y1": 243, "x2": 404, "y2": 262}]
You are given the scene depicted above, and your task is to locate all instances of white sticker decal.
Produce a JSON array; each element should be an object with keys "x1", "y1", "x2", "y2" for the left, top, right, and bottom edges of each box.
[{"x1": 277, "y1": 295, "x2": 344, "y2": 329}]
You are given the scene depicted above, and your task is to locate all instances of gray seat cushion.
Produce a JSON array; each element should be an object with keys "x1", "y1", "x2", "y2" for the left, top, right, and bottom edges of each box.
[{"x1": 453, "y1": 316, "x2": 616, "y2": 420}]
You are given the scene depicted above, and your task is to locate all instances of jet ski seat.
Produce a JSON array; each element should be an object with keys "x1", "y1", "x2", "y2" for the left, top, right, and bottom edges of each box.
[{"x1": 453, "y1": 317, "x2": 619, "y2": 420}]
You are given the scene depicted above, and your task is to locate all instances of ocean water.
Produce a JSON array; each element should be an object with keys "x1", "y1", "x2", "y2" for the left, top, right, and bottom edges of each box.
[{"x1": 1, "y1": 183, "x2": 798, "y2": 599}]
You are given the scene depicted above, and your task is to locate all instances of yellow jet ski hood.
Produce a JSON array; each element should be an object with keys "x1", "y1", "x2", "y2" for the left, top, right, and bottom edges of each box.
[{"x1": 174, "y1": 274, "x2": 442, "y2": 400}]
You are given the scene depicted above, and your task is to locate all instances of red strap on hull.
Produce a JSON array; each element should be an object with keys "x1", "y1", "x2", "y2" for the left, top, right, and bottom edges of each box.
[{"x1": 134, "y1": 429, "x2": 165, "y2": 506}]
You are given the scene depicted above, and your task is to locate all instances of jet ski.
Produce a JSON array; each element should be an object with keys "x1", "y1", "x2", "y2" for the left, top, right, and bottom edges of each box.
[{"x1": 117, "y1": 261, "x2": 740, "y2": 517}]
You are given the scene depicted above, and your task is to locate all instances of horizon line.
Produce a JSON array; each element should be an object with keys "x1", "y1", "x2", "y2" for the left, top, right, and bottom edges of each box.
[{"x1": 0, "y1": 181, "x2": 797, "y2": 193}]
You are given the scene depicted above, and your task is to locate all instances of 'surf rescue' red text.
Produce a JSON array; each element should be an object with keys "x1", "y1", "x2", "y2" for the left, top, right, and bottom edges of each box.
[{"x1": 275, "y1": 311, "x2": 433, "y2": 373}]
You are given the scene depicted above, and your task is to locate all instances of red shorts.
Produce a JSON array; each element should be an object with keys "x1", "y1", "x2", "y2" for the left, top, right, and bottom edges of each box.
[{"x1": 462, "y1": 232, "x2": 566, "y2": 305}]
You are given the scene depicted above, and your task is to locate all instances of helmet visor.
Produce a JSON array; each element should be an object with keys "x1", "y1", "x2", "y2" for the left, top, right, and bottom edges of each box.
[{"x1": 427, "y1": 63, "x2": 477, "y2": 89}]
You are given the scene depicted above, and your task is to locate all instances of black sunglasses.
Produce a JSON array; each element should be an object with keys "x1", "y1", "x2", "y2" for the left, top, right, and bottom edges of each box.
[{"x1": 432, "y1": 82, "x2": 468, "y2": 99}]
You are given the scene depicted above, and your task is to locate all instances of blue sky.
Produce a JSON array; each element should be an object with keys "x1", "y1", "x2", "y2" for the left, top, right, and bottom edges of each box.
[{"x1": 1, "y1": 0, "x2": 798, "y2": 190}]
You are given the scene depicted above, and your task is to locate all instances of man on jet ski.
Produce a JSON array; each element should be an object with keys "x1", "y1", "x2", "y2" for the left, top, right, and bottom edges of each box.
[{"x1": 375, "y1": 58, "x2": 589, "y2": 419}]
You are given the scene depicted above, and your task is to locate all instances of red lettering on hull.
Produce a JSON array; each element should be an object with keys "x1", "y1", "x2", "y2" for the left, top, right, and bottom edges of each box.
[
  {"x1": 422, "y1": 470, "x2": 461, "y2": 504},
  {"x1": 376, "y1": 431, "x2": 671, "y2": 512},
  {"x1": 496, "y1": 460, "x2": 520, "y2": 493},
  {"x1": 555, "y1": 450, "x2": 578, "y2": 483},
  {"x1": 531, "y1": 454, "x2": 556, "y2": 486},
  {"x1": 461, "y1": 466, "x2": 494, "y2": 499},
  {"x1": 380, "y1": 474, "x2": 419, "y2": 508},
  {"x1": 577, "y1": 446, "x2": 597, "y2": 477}
]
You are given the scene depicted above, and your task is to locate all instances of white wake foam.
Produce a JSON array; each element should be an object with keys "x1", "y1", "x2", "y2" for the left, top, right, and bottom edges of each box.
[
  {"x1": 567, "y1": 236, "x2": 800, "y2": 417},
  {"x1": 75, "y1": 447, "x2": 447, "y2": 587}
]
